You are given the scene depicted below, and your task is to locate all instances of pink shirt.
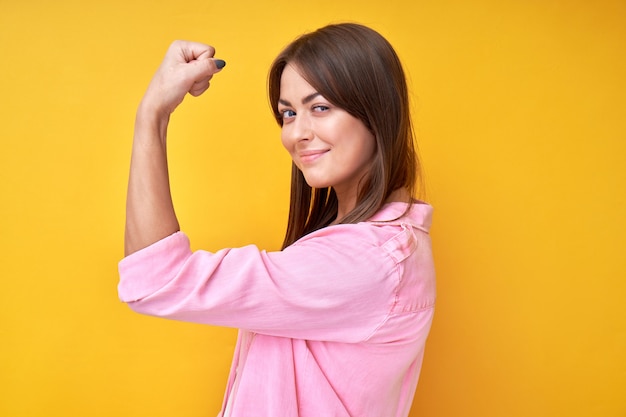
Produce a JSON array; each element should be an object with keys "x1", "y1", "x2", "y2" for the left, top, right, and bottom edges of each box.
[{"x1": 118, "y1": 202, "x2": 435, "y2": 417}]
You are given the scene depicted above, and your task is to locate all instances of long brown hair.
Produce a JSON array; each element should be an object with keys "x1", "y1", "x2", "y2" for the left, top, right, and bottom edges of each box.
[{"x1": 268, "y1": 23, "x2": 422, "y2": 249}]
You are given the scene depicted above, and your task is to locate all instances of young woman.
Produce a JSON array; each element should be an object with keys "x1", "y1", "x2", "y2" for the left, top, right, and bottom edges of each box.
[{"x1": 119, "y1": 23, "x2": 435, "y2": 417}]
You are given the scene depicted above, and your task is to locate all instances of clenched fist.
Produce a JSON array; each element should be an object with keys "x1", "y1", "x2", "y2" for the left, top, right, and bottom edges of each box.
[{"x1": 140, "y1": 40, "x2": 226, "y2": 118}]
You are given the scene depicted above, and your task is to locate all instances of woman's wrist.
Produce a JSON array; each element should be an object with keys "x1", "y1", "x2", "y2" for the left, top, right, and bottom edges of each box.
[{"x1": 135, "y1": 99, "x2": 171, "y2": 146}]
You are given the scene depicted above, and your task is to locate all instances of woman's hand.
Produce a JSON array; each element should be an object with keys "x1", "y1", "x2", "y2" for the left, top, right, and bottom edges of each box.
[
  {"x1": 124, "y1": 41, "x2": 225, "y2": 256},
  {"x1": 140, "y1": 40, "x2": 226, "y2": 119}
]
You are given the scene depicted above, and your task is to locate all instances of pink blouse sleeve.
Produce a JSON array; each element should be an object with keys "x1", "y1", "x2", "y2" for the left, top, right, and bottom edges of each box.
[{"x1": 118, "y1": 224, "x2": 432, "y2": 343}]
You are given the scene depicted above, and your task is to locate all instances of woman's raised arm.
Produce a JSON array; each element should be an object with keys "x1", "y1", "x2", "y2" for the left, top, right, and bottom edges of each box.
[{"x1": 124, "y1": 41, "x2": 225, "y2": 256}]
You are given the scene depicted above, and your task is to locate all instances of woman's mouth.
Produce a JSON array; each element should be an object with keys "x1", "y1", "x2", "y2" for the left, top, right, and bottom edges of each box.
[{"x1": 299, "y1": 149, "x2": 329, "y2": 164}]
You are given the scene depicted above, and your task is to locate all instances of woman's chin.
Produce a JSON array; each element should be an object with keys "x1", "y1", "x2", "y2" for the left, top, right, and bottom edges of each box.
[{"x1": 302, "y1": 176, "x2": 330, "y2": 190}]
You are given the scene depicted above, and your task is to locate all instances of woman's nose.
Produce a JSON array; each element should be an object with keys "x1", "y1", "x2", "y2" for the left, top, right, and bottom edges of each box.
[{"x1": 288, "y1": 114, "x2": 313, "y2": 142}]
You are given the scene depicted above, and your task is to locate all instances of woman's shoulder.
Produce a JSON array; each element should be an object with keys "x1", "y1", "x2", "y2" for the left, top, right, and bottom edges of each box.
[{"x1": 289, "y1": 201, "x2": 432, "y2": 257}]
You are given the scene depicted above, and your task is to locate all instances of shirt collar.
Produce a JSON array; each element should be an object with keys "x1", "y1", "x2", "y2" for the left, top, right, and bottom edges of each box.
[{"x1": 366, "y1": 201, "x2": 433, "y2": 233}]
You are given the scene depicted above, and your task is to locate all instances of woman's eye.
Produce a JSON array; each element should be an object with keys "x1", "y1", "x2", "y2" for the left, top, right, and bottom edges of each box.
[
  {"x1": 313, "y1": 105, "x2": 329, "y2": 112},
  {"x1": 281, "y1": 109, "x2": 296, "y2": 119}
]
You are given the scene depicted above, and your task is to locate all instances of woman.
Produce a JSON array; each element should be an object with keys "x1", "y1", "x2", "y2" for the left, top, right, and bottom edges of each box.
[{"x1": 119, "y1": 23, "x2": 435, "y2": 417}]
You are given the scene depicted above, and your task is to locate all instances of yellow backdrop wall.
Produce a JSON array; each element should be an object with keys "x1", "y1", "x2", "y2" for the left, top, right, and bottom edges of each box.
[{"x1": 1, "y1": 1, "x2": 624, "y2": 416}]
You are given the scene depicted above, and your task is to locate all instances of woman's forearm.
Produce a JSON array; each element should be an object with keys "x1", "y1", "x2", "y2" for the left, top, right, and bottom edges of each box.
[{"x1": 124, "y1": 103, "x2": 180, "y2": 256}]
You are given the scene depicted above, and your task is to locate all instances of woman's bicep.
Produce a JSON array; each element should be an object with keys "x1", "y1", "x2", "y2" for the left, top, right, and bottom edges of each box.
[{"x1": 237, "y1": 241, "x2": 397, "y2": 341}]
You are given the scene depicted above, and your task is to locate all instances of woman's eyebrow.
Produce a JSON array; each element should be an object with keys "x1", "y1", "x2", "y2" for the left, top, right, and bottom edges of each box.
[{"x1": 278, "y1": 92, "x2": 321, "y2": 107}]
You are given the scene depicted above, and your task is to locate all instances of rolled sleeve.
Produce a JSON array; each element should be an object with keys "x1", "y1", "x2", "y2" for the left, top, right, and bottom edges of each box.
[{"x1": 118, "y1": 232, "x2": 192, "y2": 302}]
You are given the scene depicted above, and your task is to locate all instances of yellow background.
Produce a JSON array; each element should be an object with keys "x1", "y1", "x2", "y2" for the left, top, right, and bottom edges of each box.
[{"x1": 1, "y1": 0, "x2": 624, "y2": 416}]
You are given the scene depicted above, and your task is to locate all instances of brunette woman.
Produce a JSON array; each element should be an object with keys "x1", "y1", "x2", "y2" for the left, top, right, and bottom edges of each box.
[{"x1": 119, "y1": 23, "x2": 435, "y2": 417}]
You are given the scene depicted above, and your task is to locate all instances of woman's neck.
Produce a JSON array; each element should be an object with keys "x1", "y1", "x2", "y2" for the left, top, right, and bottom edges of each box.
[
  {"x1": 332, "y1": 187, "x2": 410, "y2": 225},
  {"x1": 385, "y1": 187, "x2": 411, "y2": 204}
]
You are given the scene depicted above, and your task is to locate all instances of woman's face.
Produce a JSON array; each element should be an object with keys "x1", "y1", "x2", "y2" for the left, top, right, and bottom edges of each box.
[{"x1": 278, "y1": 64, "x2": 376, "y2": 200}]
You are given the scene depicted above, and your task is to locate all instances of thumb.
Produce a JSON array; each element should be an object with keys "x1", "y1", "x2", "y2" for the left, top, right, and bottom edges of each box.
[
  {"x1": 189, "y1": 55, "x2": 226, "y2": 77},
  {"x1": 187, "y1": 58, "x2": 227, "y2": 97}
]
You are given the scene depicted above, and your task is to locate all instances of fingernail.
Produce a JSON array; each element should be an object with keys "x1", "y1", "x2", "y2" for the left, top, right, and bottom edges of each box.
[{"x1": 215, "y1": 59, "x2": 226, "y2": 69}]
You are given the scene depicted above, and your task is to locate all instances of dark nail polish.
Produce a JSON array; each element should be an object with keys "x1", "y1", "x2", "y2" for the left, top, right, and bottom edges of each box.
[{"x1": 215, "y1": 59, "x2": 226, "y2": 69}]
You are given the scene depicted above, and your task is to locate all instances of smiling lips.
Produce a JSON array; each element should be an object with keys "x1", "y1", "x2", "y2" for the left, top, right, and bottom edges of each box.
[{"x1": 298, "y1": 149, "x2": 329, "y2": 164}]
